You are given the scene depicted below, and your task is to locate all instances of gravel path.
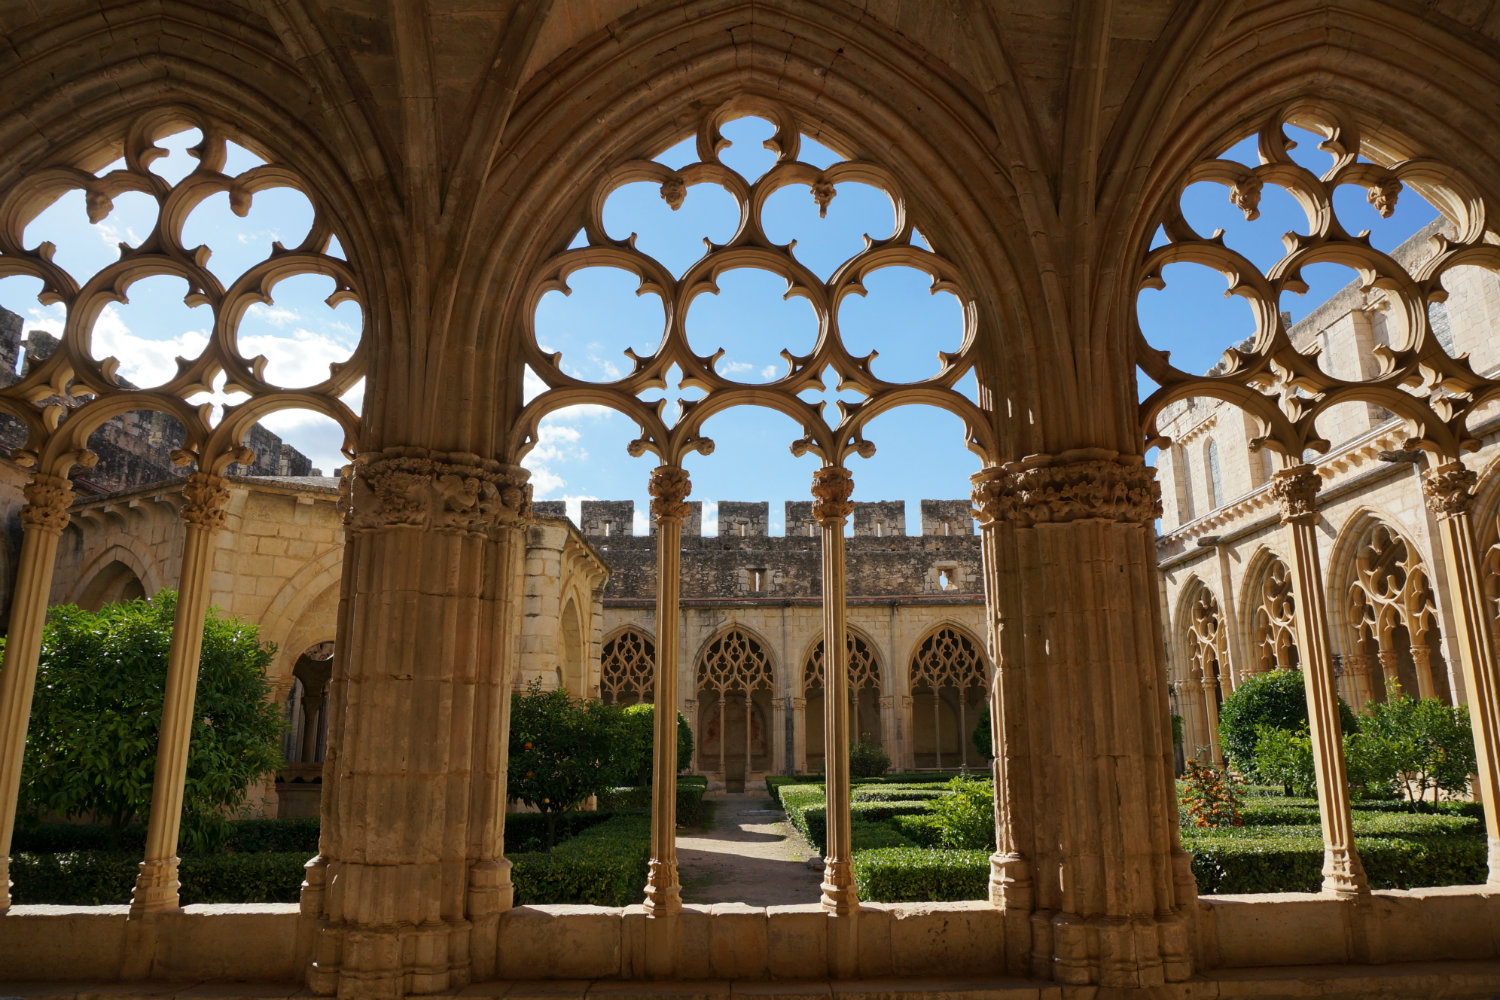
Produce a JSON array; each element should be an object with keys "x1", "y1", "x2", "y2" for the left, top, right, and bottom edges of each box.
[{"x1": 677, "y1": 792, "x2": 823, "y2": 906}]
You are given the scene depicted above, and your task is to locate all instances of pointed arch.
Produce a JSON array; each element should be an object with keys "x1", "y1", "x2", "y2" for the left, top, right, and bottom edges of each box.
[
  {"x1": 1238, "y1": 547, "x2": 1299, "y2": 678},
  {"x1": 64, "y1": 540, "x2": 165, "y2": 607},
  {"x1": 600, "y1": 625, "x2": 656, "y2": 707},
  {"x1": 694, "y1": 623, "x2": 777, "y2": 785},
  {"x1": 906, "y1": 621, "x2": 988, "y2": 770}
]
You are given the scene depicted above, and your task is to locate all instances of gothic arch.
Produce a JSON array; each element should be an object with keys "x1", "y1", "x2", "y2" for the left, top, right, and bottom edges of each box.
[
  {"x1": 800, "y1": 624, "x2": 885, "y2": 770},
  {"x1": 64, "y1": 540, "x2": 165, "y2": 606},
  {"x1": 694, "y1": 624, "x2": 778, "y2": 785},
  {"x1": 600, "y1": 625, "x2": 656, "y2": 707},
  {"x1": 259, "y1": 546, "x2": 345, "y2": 659},
  {"x1": 558, "y1": 595, "x2": 585, "y2": 697},
  {"x1": 1174, "y1": 577, "x2": 1229, "y2": 763},
  {"x1": 1238, "y1": 547, "x2": 1299, "y2": 678},
  {"x1": 905, "y1": 621, "x2": 988, "y2": 770}
]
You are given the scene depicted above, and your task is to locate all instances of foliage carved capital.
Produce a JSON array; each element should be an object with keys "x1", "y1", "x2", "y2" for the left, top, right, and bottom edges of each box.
[
  {"x1": 180, "y1": 472, "x2": 231, "y2": 529},
  {"x1": 969, "y1": 467, "x2": 1015, "y2": 526},
  {"x1": 1000, "y1": 451, "x2": 1161, "y2": 526},
  {"x1": 1269, "y1": 465, "x2": 1321, "y2": 524},
  {"x1": 349, "y1": 447, "x2": 532, "y2": 534},
  {"x1": 810, "y1": 465, "x2": 855, "y2": 524},
  {"x1": 1421, "y1": 462, "x2": 1477, "y2": 519},
  {"x1": 648, "y1": 465, "x2": 692, "y2": 522},
  {"x1": 19, "y1": 473, "x2": 75, "y2": 534}
]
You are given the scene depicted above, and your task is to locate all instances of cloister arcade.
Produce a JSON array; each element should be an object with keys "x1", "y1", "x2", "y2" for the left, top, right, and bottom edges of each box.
[{"x1": 0, "y1": 2, "x2": 1496, "y2": 997}]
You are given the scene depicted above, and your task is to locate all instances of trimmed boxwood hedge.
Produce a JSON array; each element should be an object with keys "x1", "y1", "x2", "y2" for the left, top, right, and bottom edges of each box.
[
  {"x1": 11, "y1": 850, "x2": 311, "y2": 905},
  {"x1": 595, "y1": 776, "x2": 709, "y2": 827},
  {"x1": 510, "y1": 812, "x2": 651, "y2": 907},
  {"x1": 766, "y1": 772, "x2": 971, "y2": 806},
  {"x1": 852, "y1": 847, "x2": 990, "y2": 902}
]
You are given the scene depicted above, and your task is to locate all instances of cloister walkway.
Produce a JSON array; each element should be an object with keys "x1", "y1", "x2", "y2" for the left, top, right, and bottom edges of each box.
[{"x1": 677, "y1": 791, "x2": 822, "y2": 906}]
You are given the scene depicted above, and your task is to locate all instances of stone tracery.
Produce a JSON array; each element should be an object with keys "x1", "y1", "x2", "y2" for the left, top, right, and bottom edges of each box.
[
  {"x1": 907, "y1": 624, "x2": 986, "y2": 769},
  {"x1": 1344, "y1": 521, "x2": 1446, "y2": 701},
  {"x1": 695, "y1": 627, "x2": 775, "y2": 784},
  {"x1": 600, "y1": 627, "x2": 656, "y2": 706},
  {"x1": 1248, "y1": 557, "x2": 1299, "y2": 675}
]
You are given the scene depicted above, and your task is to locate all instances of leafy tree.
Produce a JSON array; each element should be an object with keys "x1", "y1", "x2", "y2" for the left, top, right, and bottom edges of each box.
[
  {"x1": 1216, "y1": 669, "x2": 1357, "y2": 778},
  {"x1": 972, "y1": 709, "x2": 992, "y2": 761},
  {"x1": 931, "y1": 775, "x2": 995, "y2": 850},
  {"x1": 607, "y1": 702, "x2": 694, "y2": 787},
  {"x1": 1251, "y1": 723, "x2": 1314, "y2": 796},
  {"x1": 1352, "y1": 692, "x2": 1475, "y2": 805},
  {"x1": 4, "y1": 593, "x2": 285, "y2": 851},
  {"x1": 507, "y1": 680, "x2": 618, "y2": 846}
]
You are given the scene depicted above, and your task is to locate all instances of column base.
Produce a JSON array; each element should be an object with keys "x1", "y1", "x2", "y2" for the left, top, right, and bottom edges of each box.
[
  {"x1": 644, "y1": 858, "x2": 681, "y2": 915},
  {"x1": 1321, "y1": 846, "x2": 1370, "y2": 896},
  {"x1": 820, "y1": 859, "x2": 858, "y2": 914},
  {"x1": 1032, "y1": 909, "x2": 1194, "y2": 987},
  {"x1": 130, "y1": 857, "x2": 181, "y2": 915},
  {"x1": 310, "y1": 919, "x2": 473, "y2": 998}
]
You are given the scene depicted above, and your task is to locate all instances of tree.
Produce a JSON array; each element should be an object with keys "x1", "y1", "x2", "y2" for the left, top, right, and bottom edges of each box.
[
  {"x1": 1216, "y1": 669, "x2": 1357, "y2": 779},
  {"x1": 607, "y1": 702, "x2": 694, "y2": 787},
  {"x1": 1351, "y1": 692, "x2": 1476, "y2": 804},
  {"x1": 1250, "y1": 723, "x2": 1315, "y2": 796},
  {"x1": 4, "y1": 593, "x2": 285, "y2": 850},
  {"x1": 507, "y1": 680, "x2": 618, "y2": 846}
]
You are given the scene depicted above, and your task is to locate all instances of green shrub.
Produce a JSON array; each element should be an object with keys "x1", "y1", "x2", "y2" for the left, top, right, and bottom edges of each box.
[
  {"x1": 783, "y1": 792, "x2": 934, "y2": 853},
  {"x1": 1250, "y1": 723, "x2": 1314, "y2": 796},
  {"x1": 1215, "y1": 669, "x2": 1356, "y2": 777},
  {"x1": 890, "y1": 812, "x2": 947, "y2": 847},
  {"x1": 224, "y1": 818, "x2": 321, "y2": 854},
  {"x1": 852, "y1": 847, "x2": 989, "y2": 902},
  {"x1": 1183, "y1": 827, "x2": 1488, "y2": 894},
  {"x1": 972, "y1": 710, "x2": 991, "y2": 761},
  {"x1": 849, "y1": 735, "x2": 891, "y2": 778},
  {"x1": 10, "y1": 850, "x2": 311, "y2": 905},
  {"x1": 594, "y1": 777, "x2": 709, "y2": 827},
  {"x1": 851, "y1": 819, "x2": 916, "y2": 850},
  {"x1": 6, "y1": 593, "x2": 286, "y2": 851},
  {"x1": 1353, "y1": 693, "x2": 1476, "y2": 803},
  {"x1": 510, "y1": 813, "x2": 651, "y2": 906},
  {"x1": 10, "y1": 823, "x2": 147, "y2": 854},
  {"x1": 930, "y1": 776, "x2": 995, "y2": 850},
  {"x1": 850, "y1": 786, "x2": 946, "y2": 803},
  {"x1": 505, "y1": 810, "x2": 614, "y2": 853},
  {"x1": 607, "y1": 703, "x2": 695, "y2": 786},
  {"x1": 1179, "y1": 759, "x2": 1245, "y2": 829}
]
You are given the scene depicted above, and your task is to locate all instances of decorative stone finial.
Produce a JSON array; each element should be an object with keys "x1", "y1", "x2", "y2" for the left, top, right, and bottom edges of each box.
[
  {"x1": 19, "y1": 473, "x2": 75, "y2": 534},
  {"x1": 648, "y1": 465, "x2": 692, "y2": 521},
  {"x1": 180, "y1": 472, "x2": 230, "y2": 529},
  {"x1": 660, "y1": 175, "x2": 686, "y2": 211},
  {"x1": 811, "y1": 465, "x2": 854, "y2": 523},
  {"x1": 811, "y1": 176, "x2": 836, "y2": 218},
  {"x1": 1366, "y1": 177, "x2": 1402, "y2": 218},
  {"x1": 1421, "y1": 462, "x2": 1476, "y2": 518},
  {"x1": 1229, "y1": 176, "x2": 1263, "y2": 221},
  {"x1": 1269, "y1": 465, "x2": 1321, "y2": 523}
]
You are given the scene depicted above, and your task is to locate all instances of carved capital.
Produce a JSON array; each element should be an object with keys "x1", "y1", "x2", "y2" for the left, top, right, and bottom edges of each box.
[
  {"x1": 1269, "y1": 464, "x2": 1321, "y2": 524},
  {"x1": 180, "y1": 472, "x2": 230, "y2": 529},
  {"x1": 348, "y1": 447, "x2": 532, "y2": 534},
  {"x1": 1002, "y1": 451, "x2": 1160, "y2": 526},
  {"x1": 969, "y1": 467, "x2": 1015, "y2": 527},
  {"x1": 19, "y1": 473, "x2": 75, "y2": 534},
  {"x1": 811, "y1": 465, "x2": 854, "y2": 523},
  {"x1": 648, "y1": 465, "x2": 692, "y2": 521},
  {"x1": 1421, "y1": 462, "x2": 1477, "y2": 519}
]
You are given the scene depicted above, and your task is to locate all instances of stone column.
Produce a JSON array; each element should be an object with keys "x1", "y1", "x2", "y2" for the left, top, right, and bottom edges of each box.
[
  {"x1": 307, "y1": 448, "x2": 516, "y2": 997},
  {"x1": 1200, "y1": 677, "x2": 1223, "y2": 765},
  {"x1": 131, "y1": 472, "x2": 230, "y2": 914},
  {"x1": 1343, "y1": 652, "x2": 1375, "y2": 710},
  {"x1": 812, "y1": 465, "x2": 858, "y2": 916},
  {"x1": 1421, "y1": 462, "x2": 1500, "y2": 882},
  {"x1": 0, "y1": 473, "x2": 75, "y2": 910},
  {"x1": 991, "y1": 452, "x2": 1191, "y2": 987},
  {"x1": 645, "y1": 464, "x2": 690, "y2": 915},
  {"x1": 1409, "y1": 641, "x2": 1437, "y2": 702},
  {"x1": 971, "y1": 468, "x2": 1035, "y2": 974},
  {"x1": 1269, "y1": 466, "x2": 1367, "y2": 895},
  {"x1": 1377, "y1": 648, "x2": 1402, "y2": 698},
  {"x1": 467, "y1": 465, "x2": 530, "y2": 981},
  {"x1": 791, "y1": 696, "x2": 808, "y2": 774}
]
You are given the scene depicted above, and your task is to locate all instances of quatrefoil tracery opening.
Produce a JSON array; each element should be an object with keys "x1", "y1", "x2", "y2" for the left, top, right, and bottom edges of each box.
[
  {"x1": 1137, "y1": 104, "x2": 1500, "y2": 465},
  {"x1": 0, "y1": 116, "x2": 365, "y2": 475},
  {"x1": 514, "y1": 103, "x2": 988, "y2": 468}
]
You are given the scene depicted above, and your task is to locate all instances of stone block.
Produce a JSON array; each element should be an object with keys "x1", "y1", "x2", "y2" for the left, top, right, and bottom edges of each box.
[
  {"x1": 709, "y1": 901, "x2": 768, "y2": 978},
  {"x1": 766, "y1": 905, "x2": 827, "y2": 979},
  {"x1": 1205, "y1": 893, "x2": 1350, "y2": 968},
  {"x1": 887, "y1": 901, "x2": 1005, "y2": 977},
  {"x1": 497, "y1": 904, "x2": 622, "y2": 979}
]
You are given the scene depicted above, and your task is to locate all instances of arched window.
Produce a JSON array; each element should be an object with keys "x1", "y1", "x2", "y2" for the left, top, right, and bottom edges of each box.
[
  {"x1": 803, "y1": 630, "x2": 883, "y2": 771},
  {"x1": 696, "y1": 628, "x2": 775, "y2": 788},
  {"x1": 1345, "y1": 522, "x2": 1447, "y2": 703},
  {"x1": 600, "y1": 628, "x2": 655, "y2": 706},
  {"x1": 1248, "y1": 558, "x2": 1298, "y2": 674},
  {"x1": 1205, "y1": 439, "x2": 1223, "y2": 510},
  {"x1": 908, "y1": 626, "x2": 986, "y2": 769}
]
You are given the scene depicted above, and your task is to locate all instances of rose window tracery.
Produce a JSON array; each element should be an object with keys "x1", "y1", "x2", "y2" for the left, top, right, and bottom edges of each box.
[
  {"x1": 509, "y1": 102, "x2": 990, "y2": 471},
  {"x1": 1249, "y1": 558, "x2": 1299, "y2": 673},
  {"x1": 0, "y1": 116, "x2": 364, "y2": 479},
  {"x1": 600, "y1": 627, "x2": 656, "y2": 706},
  {"x1": 1137, "y1": 102, "x2": 1500, "y2": 472}
]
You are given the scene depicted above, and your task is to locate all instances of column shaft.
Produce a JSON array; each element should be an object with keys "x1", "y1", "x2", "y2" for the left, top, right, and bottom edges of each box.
[
  {"x1": 813, "y1": 465, "x2": 857, "y2": 914},
  {"x1": 1422, "y1": 463, "x2": 1500, "y2": 881},
  {"x1": 0, "y1": 473, "x2": 74, "y2": 910},
  {"x1": 1271, "y1": 466, "x2": 1367, "y2": 895},
  {"x1": 644, "y1": 465, "x2": 688, "y2": 913},
  {"x1": 132, "y1": 473, "x2": 230, "y2": 914}
]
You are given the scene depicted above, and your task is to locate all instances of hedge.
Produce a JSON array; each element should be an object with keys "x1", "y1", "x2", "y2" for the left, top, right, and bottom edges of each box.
[
  {"x1": 595, "y1": 777, "x2": 709, "y2": 827},
  {"x1": 11, "y1": 817, "x2": 321, "y2": 855},
  {"x1": 510, "y1": 813, "x2": 651, "y2": 906},
  {"x1": 790, "y1": 800, "x2": 935, "y2": 854},
  {"x1": 766, "y1": 772, "x2": 971, "y2": 806},
  {"x1": 850, "y1": 819, "x2": 917, "y2": 851},
  {"x1": 1183, "y1": 830, "x2": 1488, "y2": 894},
  {"x1": 11, "y1": 851, "x2": 311, "y2": 905},
  {"x1": 852, "y1": 847, "x2": 990, "y2": 902},
  {"x1": 505, "y1": 810, "x2": 615, "y2": 852}
]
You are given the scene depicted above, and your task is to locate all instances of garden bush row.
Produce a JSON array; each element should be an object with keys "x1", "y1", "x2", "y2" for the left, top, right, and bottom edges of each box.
[
  {"x1": 1183, "y1": 830, "x2": 1488, "y2": 894},
  {"x1": 11, "y1": 817, "x2": 323, "y2": 855},
  {"x1": 509, "y1": 812, "x2": 651, "y2": 907},
  {"x1": 11, "y1": 850, "x2": 310, "y2": 905},
  {"x1": 765, "y1": 772, "x2": 976, "y2": 807},
  {"x1": 595, "y1": 776, "x2": 709, "y2": 827},
  {"x1": 780, "y1": 785, "x2": 935, "y2": 853},
  {"x1": 852, "y1": 848, "x2": 990, "y2": 903}
]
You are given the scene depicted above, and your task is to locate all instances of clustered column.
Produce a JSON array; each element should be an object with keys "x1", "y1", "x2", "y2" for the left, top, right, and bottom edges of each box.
[
  {"x1": 1421, "y1": 462, "x2": 1500, "y2": 882},
  {"x1": 811, "y1": 464, "x2": 857, "y2": 915},
  {"x1": 0, "y1": 472, "x2": 77, "y2": 909},
  {"x1": 644, "y1": 464, "x2": 690, "y2": 915},
  {"x1": 131, "y1": 472, "x2": 232, "y2": 913},
  {"x1": 1269, "y1": 465, "x2": 1367, "y2": 895}
]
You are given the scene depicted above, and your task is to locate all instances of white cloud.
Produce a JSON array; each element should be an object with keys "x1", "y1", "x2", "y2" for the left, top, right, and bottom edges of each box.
[
  {"x1": 239, "y1": 324, "x2": 353, "y2": 388},
  {"x1": 719, "y1": 360, "x2": 754, "y2": 375},
  {"x1": 561, "y1": 494, "x2": 596, "y2": 525},
  {"x1": 761, "y1": 364, "x2": 779, "y2": 379},
  {"x1": 246, "y1": 303, "x2": 299, "y2": 328},
  {"x1": 529, "y1": 467, "x2": 565, "y2": 496},
  {"x1": 701, "y1": 499, "x2": 719, "y2": 536},
  {"x1": 92, "y1": 304, "x2": 209, "y2": 386},
  {"x1": 523, "y1": 419, "x2": 593, "y2": 498},
  {"x1": 632, "y1": 508, "x2": 650, "y2": 536}
]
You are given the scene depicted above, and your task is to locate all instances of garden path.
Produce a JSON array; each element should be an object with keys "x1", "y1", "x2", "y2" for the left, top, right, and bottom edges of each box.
[{"x1": 676, "y1": 791, "x2": 823, "y2": 906}]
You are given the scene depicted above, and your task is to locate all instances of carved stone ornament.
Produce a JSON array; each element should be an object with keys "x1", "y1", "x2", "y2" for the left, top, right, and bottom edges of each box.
[
  {"x1": 969, "y1": 467, "x2": 1015, "y2": 526},
  {"x1": 1269, "y1": 465, "x2": 1321, "y2": 523},
  {"x1": 348, "y1": 446, "x2": 532, "y2": 534},
  {"x1": 180, "y1": 472, "x2": 231, "y2": 529},
  {"x1": 1421, "y1": 462, "x2": 1477, "y2": 518},
  {"x1": 996, "y1": 452, "x2": 1161, "y2": 526},
  {"x1": 19, "y1": 473, "x2": 75, "y2": 534},
  {"x1": 649, "y1": 465, "x2": 692, "y2": 521},
  {"x1": 811, "y1": 465, "x2": 855, "y2": 523}
]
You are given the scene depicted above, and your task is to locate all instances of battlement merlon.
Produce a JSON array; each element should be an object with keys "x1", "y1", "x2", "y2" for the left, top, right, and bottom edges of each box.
[{"x1": 559, "y1": 499, "x2": 973, "y2": 537}]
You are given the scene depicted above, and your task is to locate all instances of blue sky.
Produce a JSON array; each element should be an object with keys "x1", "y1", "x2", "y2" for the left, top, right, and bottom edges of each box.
[{"x1": 2, "y1": 120, "x2": 1437, "y2": 534}]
